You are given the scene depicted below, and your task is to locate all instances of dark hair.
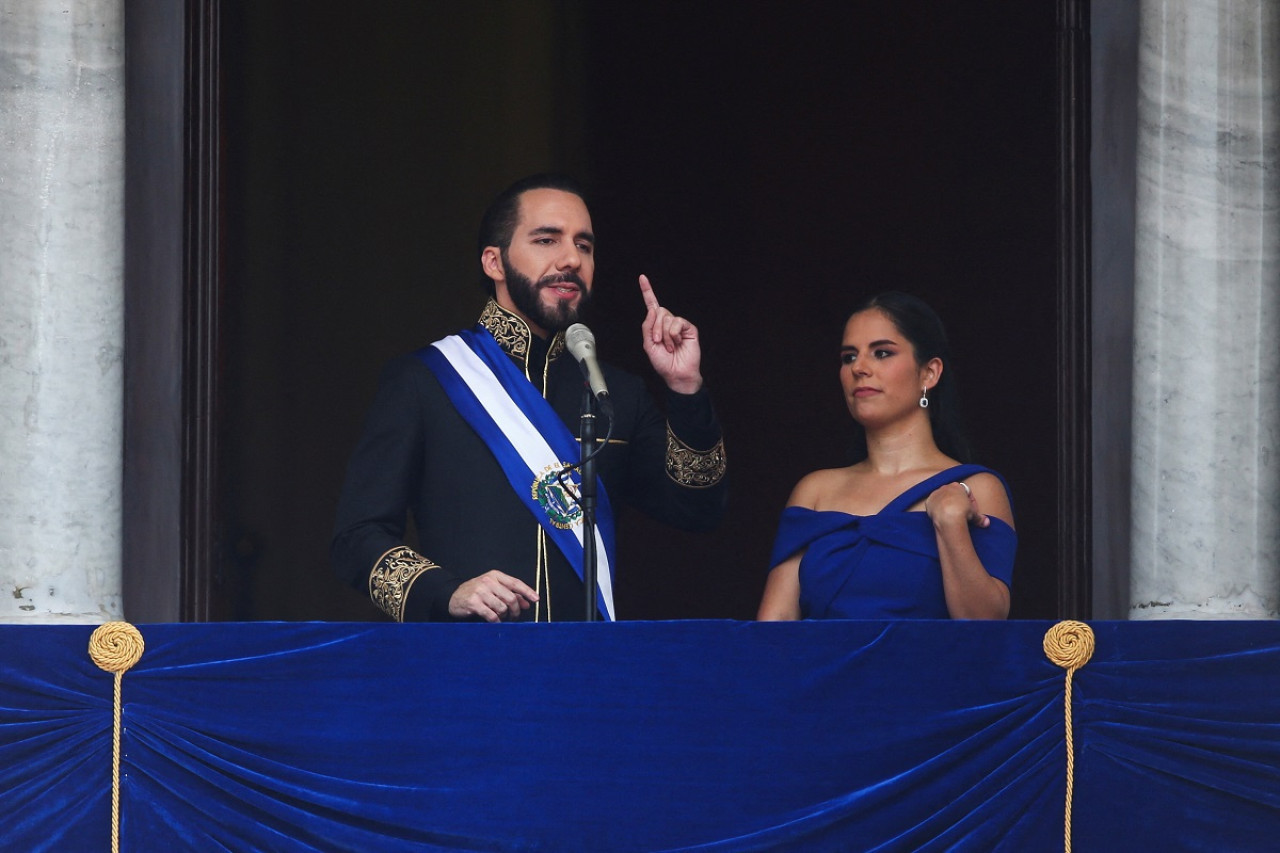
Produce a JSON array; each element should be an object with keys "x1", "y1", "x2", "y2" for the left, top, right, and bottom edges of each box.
[
  {"x1": 476, "y1": 173, "x2": 588, "y2": 296},
  {"x1": 847, "y1": 291, "x2": 973, "y2": 463}
]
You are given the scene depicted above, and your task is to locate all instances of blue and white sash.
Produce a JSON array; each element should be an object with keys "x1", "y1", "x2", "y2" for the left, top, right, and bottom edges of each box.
[{"x1": 417, "y1": 326, "x2": 617, "y2": 620}]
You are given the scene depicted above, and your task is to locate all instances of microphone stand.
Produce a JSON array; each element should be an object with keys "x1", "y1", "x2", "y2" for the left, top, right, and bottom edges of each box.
[{"x1": 579, "y1": 387, "x2": 599, "y2": 622}]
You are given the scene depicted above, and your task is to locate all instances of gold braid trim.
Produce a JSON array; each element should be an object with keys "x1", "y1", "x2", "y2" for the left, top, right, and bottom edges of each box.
[
  {"x1": 89, "y1": 621, "x2": 145, "y2": 853},
  {"x1": 547, "y1": 332, "x2": 566, "y2": 363},
  {"x1": 478, "y1": 299, "x2": 566, "y2": 366},
  {"x1": 1043, "y1": 620, "x2": 1096, "y2": 853},
  {"x1": 369, "y1": 546, "x2": 440, "y2": 622},
  {"x1": 665, "y1": 426, "x2": 727, "y2": 488}
]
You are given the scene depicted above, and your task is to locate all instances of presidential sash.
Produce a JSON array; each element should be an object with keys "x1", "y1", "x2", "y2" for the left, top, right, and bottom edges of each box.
[{"x1": 417, "y1": 326, "x2": 617, "y2": 620}]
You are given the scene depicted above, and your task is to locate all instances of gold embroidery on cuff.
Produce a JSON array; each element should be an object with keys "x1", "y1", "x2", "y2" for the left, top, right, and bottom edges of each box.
[
  {"x1": 369, "y1": 546, "x2": 439, "y2": 622},
  {"x1": 665, "y1": 426, "x2": 727, "y2": 488}
]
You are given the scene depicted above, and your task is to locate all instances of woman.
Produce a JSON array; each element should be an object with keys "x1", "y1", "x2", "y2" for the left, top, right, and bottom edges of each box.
[{"x1": 758, "y1": 292, "x2": 1015, "y2": 620}]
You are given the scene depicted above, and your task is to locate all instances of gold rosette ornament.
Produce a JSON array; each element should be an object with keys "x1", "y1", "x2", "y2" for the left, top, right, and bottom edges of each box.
[
  {"x1": 1043, "y1": 619, "x2": 1095, "y2": 673},
  {"x1": 89, "y1": 621, "x2": 145, "y2": 675}
]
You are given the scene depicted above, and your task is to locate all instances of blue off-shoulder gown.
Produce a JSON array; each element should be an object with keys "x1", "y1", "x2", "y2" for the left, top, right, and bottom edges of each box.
[{"x1": 767, "y1": 464, "x2": 1017, "y2": 619}]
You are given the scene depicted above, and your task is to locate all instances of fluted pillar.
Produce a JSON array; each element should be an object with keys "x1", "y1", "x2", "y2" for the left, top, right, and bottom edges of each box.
[
  {"x1": 0, "y1": 1, "x2": 125, "y2": 622},
  {"x1": 1130, "y1": 0, "x2": 1280, "y2": 619}
]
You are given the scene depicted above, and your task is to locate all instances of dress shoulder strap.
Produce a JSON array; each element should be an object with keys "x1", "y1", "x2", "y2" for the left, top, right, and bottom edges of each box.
[{"x1": 882, "y1": 464, "x2": 1000, "y2": 514}]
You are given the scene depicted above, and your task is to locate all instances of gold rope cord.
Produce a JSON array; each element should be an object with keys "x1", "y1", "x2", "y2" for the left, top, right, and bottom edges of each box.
[
  {"x1": 1042, "y1": 620, "x2": 1095, "y2": 853},
  {"x1": 89, "y1": 622, "x2": 145, "y2": 853}
]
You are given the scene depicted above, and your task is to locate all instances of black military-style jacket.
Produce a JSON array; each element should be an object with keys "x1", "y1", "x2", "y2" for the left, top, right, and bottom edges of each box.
[{"x1": 331, "y1": 300, "x2": 728, "y2": 621}]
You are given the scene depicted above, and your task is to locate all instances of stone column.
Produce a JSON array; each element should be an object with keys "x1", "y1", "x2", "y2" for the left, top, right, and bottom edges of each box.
[
  {"x1": 0, "y1": 1, "x2": 125, "y2": 622},
  {"x1": 1131, "y1": 0, "x2": 1280, "y2": 619}
]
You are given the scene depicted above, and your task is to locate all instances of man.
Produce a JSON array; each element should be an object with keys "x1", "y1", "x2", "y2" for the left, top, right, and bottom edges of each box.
[{"x1": 331, "y1": 174, "x2": 727, "y2": 622}]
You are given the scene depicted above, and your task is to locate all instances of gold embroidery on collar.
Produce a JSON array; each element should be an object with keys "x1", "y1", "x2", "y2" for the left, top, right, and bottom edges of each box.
[
  {"x1": 477, "y1": 300, "x2": 566, "y2": 369},
  {"x1": 479, "y1": 300, "x2": 530, "y2": 361},
  {"x1": 665, "y1": 427, "x2": 727, "y2": 488},
  {"x1": 547, "y1": 332, "x2": 566, "y2": 363},
  {"x1": 369, "y1": 546, "x2": 439, "y2": 622}
]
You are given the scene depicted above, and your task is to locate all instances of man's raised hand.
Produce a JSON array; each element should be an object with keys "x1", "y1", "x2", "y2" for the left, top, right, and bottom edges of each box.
[{"x1": 639, "y1": 274, "x2": 703, "y2": 395}]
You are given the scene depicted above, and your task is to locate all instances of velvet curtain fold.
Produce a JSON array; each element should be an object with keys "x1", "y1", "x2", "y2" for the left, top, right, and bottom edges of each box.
[{"x1": 1, "y1": 620, "x2": 1276, "y2": 851}]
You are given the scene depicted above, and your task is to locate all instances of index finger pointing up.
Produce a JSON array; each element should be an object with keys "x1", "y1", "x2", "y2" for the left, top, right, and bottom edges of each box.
[{"x1": 639, "y1": 274, "x2": 661, "y2": 312}]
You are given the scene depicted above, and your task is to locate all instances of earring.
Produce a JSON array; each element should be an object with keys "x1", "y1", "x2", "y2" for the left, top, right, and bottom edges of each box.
[{"x1": 919, "y1": 387, "x2": 930, "y2": 409}]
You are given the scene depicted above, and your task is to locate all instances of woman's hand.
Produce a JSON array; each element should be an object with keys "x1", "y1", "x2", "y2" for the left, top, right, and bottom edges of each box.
[{"x1": 925, "y1": 481, "x2": 989, "y2": 530}]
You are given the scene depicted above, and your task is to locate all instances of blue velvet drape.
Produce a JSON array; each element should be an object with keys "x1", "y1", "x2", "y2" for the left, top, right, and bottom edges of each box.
[{"x1": 2, "y1": 620, "x2": 1277, "y2": 851}]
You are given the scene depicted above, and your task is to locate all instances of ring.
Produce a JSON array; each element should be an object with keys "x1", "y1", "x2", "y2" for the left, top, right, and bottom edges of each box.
[{"x1": 960, "y1": 482, "x2": 971, "y2": 497}]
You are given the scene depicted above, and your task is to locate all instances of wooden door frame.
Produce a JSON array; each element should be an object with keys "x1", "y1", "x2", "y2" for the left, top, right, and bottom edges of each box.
[
  {"x1": 122, "y1": 0, "x2": 223, "y2": 622},
  {"x1": 1057, "y1": 0, "x2": 1092, "y2": 618}
]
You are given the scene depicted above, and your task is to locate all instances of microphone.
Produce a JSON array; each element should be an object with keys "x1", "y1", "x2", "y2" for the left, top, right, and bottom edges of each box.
[{"x1": 565, "y1": 323, "x2": 613, "y2": 416}]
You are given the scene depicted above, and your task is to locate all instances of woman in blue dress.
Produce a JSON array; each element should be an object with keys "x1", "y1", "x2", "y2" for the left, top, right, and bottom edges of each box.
[{"x1": 758, "y1": 292, "x2": 1015, "y2": 620}]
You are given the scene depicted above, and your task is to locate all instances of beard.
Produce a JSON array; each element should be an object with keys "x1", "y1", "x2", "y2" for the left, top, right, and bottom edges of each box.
[{"x1": 502, "y1": 252, "x2": 591, "y2": 333}]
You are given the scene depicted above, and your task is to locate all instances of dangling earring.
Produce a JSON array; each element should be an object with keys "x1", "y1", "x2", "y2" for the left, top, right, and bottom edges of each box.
[{"x1": 919, "y1": 387, "x2": 930, "y2": 409}]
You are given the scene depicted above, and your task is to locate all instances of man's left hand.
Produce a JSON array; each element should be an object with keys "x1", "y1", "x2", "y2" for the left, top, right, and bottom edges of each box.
[{"x1": 639, "y1": 274, "x2": 703, "y2": 395}]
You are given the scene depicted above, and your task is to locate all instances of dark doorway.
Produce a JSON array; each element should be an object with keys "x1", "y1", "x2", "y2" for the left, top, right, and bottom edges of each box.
[{"x1": 211, "y1": 2, "x2": 1064, "y2": 622}]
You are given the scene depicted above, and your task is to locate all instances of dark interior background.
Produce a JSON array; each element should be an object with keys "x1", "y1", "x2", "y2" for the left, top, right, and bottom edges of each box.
[{"x1": 218, "y1": 2, "x2": 1059, "y2": 622}]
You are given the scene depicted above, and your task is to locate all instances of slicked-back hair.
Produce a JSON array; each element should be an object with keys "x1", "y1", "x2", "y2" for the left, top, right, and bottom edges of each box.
[{"x1": 476, "y1": 173, "x2": 588, "y2": 296}]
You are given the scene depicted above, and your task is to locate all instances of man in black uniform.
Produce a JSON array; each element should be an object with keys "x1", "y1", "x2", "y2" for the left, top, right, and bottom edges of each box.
[{"x1": 331, "y1": 174, "x2": 727, "y2": 622}]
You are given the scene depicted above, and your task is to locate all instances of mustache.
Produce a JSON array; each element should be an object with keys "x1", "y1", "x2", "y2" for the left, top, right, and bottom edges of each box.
[{"x1": 537, "y1": 272, "x2": 585, "y2": 289}]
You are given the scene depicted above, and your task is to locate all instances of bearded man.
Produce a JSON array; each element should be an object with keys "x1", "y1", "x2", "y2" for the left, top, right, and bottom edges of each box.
[{"x1": 331, "y1": 174, "x2": 728, "y2": 622}]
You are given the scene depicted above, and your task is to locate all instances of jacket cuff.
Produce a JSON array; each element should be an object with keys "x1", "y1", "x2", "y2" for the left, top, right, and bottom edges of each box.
[
  {"x1": 369, "y1": 546, "x2": 459, "y2": 622},
  {"x1": 666, "y1": 427, "x2": 727, "y2": 488}
]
